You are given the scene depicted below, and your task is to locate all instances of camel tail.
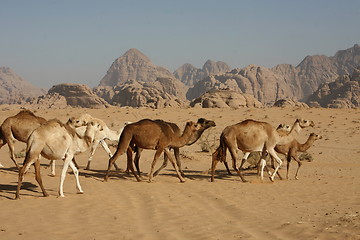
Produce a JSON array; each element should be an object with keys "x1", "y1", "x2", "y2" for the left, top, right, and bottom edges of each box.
[
  {"x1": 212, "y1": 134, "x2": 227, "y2": 163},
  {"x1": 111, "y1": 127, "x2": 133, "y2": 160}
]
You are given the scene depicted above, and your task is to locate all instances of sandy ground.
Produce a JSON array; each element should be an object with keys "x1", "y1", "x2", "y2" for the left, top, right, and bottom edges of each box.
[{"x1": 0, "y1": 105, "x2": 359, "y2": 240}]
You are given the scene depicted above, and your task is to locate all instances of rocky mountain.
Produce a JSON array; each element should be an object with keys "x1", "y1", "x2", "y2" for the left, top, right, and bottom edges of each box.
[
  {"x1": 25, "y1": 83, "x2": 110, "y2": 108},
  {"x1": 307, "y1": 66, "x2": 360, "y2": 108},
  {"x1": 99, "y1": 48, "x2": 174, "y2": 86},
  {"x1": 190, "y1": 89, "x2": 263, "y2": 109},
  {"x1": 187, "y1": 44, "x2": 360, "y2": 105},
  {"x1": 94, "y1": 77, "x2": 188, "y2": 109},
  {"x1": 174, "y1": 60, "x2": 231, "y2": 86},
  {"x1": 0, "y1": 67, "x2": 45, "y2": 104}
]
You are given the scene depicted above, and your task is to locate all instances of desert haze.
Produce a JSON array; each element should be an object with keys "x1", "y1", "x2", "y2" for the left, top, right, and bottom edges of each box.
[{"x1": 0, "y1": 105, "x2": 359, "y2": 240}]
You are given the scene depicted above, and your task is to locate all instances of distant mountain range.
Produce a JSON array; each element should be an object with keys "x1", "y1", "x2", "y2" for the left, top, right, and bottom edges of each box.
[{"x1": 1, "y1": 44, "x2": 359, "y2": 108}]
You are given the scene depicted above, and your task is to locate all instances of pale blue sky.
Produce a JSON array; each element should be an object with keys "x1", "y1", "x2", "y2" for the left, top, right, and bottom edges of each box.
[{"x1": 1, "y1": 0, "x2": 359, "y2": 88}]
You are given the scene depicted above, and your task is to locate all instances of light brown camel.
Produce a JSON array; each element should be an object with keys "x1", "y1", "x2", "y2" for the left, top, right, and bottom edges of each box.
[
  {"x1": 132, "y1": 118, "x2": 216, "y2": 177},
  {"x1": 15, "y1": 118, "x2": 102, "y2": 199},
  {"x1": 0, "y1": 110, "x2": 46, "y2": 169},
  {"x1": 274, "y1": 132, "x2": 322, "y2": 180},
  {"x1": 104, "y1": 119, "x2": 202, "y2": 183},
  {"x1": 211, "y1": 118, "x2": 314, "y2": 182}
]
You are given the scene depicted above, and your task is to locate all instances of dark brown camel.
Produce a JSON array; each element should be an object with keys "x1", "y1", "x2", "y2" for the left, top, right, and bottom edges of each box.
[
  {"x1": 132, "y1": 118, "x2": 216, "y2": 177},
  {"x1": 104, "y1": 119, "x2": 201, "y2": 183}
]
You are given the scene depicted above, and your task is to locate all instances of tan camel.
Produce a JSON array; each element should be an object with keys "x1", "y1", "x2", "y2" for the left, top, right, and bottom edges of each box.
[
  {"x1": 0, "y1": 110, "x2": 46, "y2": 169},
  {"x1": 275, "y1": 132, "x2": 322, "y2": 180},
  {"x1": 15, "y1": 118, "x2": 102, "y2": 199},
  {"x1": 48, "y1": 113, "x2": 130, "y2": 175},
  {"x1": 104, "y1": 119, "x2": 202, "y2": 183},
  {"x1": 211, "y1": 118, "x2": 315, "y2": 182},
  {"x1": 132, "y1": 118, "x2": 216, "y2": 177}
]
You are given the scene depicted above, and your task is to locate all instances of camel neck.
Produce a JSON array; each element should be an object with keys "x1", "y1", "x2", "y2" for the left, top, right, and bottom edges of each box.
[{"x1": 298, "y1": 136, "x2": 316, "y2": 152}]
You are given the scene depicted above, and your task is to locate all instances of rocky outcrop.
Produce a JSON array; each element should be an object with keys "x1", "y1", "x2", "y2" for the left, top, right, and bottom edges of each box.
[
  {"x1": 307, "y1": 67, "x2": 360, "y2": 108},
  {"x1": 174, "y1": 60, "x2": 231, "y2": 86},
  {"x1": 43, "y1": 83, "x2": 110, "y2": 108},
  {"x1": 99, "y1": 48, "x2": 173, "y2": 86},
  {"x1": 273, "y1": 98, "x2": 309, "y2": 108},
  {"x1": 190, "y1": 89, "x2": 263, "y2": 109},
  {"x1": 0, "y1": 67, "x2": 45, "y2": 104},
  {"x1": 187, "y1": 44, "x2": 360, "y2": 105},
  {"x1": 94, "y1": 78, "x2": 188, "y2": 109}
]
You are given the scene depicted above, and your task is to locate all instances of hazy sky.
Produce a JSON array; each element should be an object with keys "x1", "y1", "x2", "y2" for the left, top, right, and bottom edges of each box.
[{"x1": 1, "y1": 0, "x2": 359, "y2": 89}]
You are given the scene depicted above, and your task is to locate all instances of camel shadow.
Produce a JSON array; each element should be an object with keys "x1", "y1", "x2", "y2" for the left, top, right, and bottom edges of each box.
[{"x1": 0, "y1": 182, "x2": 46, "y2": 200}]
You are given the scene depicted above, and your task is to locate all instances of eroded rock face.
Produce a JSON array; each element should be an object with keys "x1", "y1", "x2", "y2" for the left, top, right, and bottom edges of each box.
[
  {"x1": 190, "y1": 89, "x2": 263, "y2": 109},
  {"x1": 46, "y1": 83, "x2": 110, "y2": 108},
  {"x1": 174, "y1": 60, "x2": 231, "y2": 86},
  {"x1": 0, "y1": 67, "x2": 45, "y2": 104},
  {"x1": 99, "y1": 48, "x2": 173, "y2": 87},
  {"x1": 307, "y1": 67, "x2": 360, "y2": 108},
  {"x1": 95, "y1": 78, "x2": 188, "y2": 109}
]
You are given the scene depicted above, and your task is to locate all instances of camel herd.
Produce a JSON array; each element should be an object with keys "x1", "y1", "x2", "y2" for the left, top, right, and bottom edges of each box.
[{"x1": 0, "y1": 110, "x2": 321, "y2": 199}]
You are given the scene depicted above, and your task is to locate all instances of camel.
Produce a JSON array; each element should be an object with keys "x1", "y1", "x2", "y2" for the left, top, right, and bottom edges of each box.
[
  {"x1": 211, "y1": 118, "x2": 315, "y2": 182},
  {"x1": 274, "y1": 132, "x2": 322, "y2": 180},
  {"x1": 0, "y1": 110, "x2": 46, "y2": 169},
  {"x1": 48, "y1": 113, "x2": 131, "y2": 175},
  {"x1": 132, "y1": 118, "x2": 216, "y2": 177},
  {"x1": 15, "y1": 118, "x2": 102, "y2": 199},
  {"x1": 104, "y1": 119, "x2": 202, "y2": 183}
]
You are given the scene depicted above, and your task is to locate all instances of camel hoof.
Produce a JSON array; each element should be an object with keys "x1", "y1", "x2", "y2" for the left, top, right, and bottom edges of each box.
[
  {"x1": 269, "y1": 176, "x2": 275, "y2": 182},
  {"x1": 180, "y1": 179, "x2": 186, "y2": 183},
  {"x1": 48, "y1": 173, "x2": 56, "y2": 177},
  {"x1": 0, "y1": 163, "x2": 4, "y2": 168},
  {"x1": 77, "y1": 191, "x2": 84, "y2": 195}
]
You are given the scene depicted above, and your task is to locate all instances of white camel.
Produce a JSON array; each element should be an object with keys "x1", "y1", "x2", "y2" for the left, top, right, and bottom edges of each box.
[
  {"x1": 15, "y1": 118, "x2": 102, "y2": 199},
  {"x1": 49, "y1": 113, "x2": 130, "y2": 175}
]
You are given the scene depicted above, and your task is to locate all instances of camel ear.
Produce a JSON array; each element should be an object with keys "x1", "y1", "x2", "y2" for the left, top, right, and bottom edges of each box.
[{"x1": 197, "y1": 118, "x2": 205, "y2": 124}]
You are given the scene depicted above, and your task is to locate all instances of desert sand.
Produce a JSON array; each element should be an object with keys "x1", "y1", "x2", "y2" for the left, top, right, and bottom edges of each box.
[{"x1": 0, "y1": 106, "x2": 359, "y2": 240}]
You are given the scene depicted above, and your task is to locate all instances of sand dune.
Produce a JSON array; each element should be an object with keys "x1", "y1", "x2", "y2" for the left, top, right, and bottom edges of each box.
[{"x1": 0, "y1": 106, "x2": 359, "y2": 240}]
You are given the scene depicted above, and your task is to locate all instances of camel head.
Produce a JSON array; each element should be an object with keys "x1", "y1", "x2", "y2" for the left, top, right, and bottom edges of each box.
[
  {"x1": 197, "y1": 118, "x2": 216, "y2": 129},
  {"x1": 296, "y1": 118, "x2": 315, "y2": 128},
  {"x1": 309, "y1": 132, "x2": 322, "y2": 140},
  {"x1": 67, "y1": 117, "x2": 88, "y2": 128},
  {"x1": 84, "y1": 121, "x2": 103, "y2": 146},
  {"x1": 185, "y1": 121, "x2": 202, "y2": 133},
  {"x1": 276, "y1": 123, "x2": 291, "y2": 132}
]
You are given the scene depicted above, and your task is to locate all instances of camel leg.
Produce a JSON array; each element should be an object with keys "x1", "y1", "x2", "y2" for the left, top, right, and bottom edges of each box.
[
  {"x1": 58, "y1": 154, "x2": 73, "y2": 197},
  {"x1": 85, "y1": 139, "x2": 100, "y2": 170},
  {"x1": 0, "y1": 141, "x2": 7, "y2": 167},
  {"x1": 126, "y1": 147, "x2": 141, "y2": 182},
  {"x1": 34, "y1": 159, "x2": 49, "y2": 197},
  {"x1": 69, "y1": 160, "x2": 83, "y2": 194},
  {"x1": 223, "y1": 161, "x2": 232, "y2": 175},
  {"x1": 293, "y1": 155, "x2": 302, "y2": 180},
  {"x1": 228, "y1": 147, "x2": 247, "y2": 182},
  {"x1": 174, "y1": 148, "x2": 185, "y2": 177},
  {"x1": 8, "y1": 140, "x2": 20, "y2": 170},
  {"x1": 104, "y1": 147, "x2": 125, "y2": 182},
  {"x1": 15, "y1": 157, "x2": 35, "y2": 199},
  {"x1": 133, "y1": 147, "x2": 143, "y2": 176},
  {"x1": 100, "y1": 140, "x2": 121, "y2": 170},
  {"x1": 268, "y1": 149, "x2": 282, "y2": 182},
  {"x1": 163, "y1": 148, "x2": 186, "y2": 183},
  {"x1": 49, "y1": 160, "x2": 56, "y2": 177},
  {"x1": 148, "y1": 149, "x2": 163, "y2": 183},
  {"x1": 153, "y1": 150, "x2": 169, "y2": 177}
]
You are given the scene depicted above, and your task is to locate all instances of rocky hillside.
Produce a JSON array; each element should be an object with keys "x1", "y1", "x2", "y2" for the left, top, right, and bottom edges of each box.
[
  {"x1": 99, "y1": 48, "x2": 174, "y2": 86},
  {"x1": 0, "y1": 67, "x2": 45, "y2": 104},
  {"x1": 307, "y1": 67, "x2": 360, "y2": 108},
  {"x1": 174, "y1": 60, "x2": 230, "y2": 86},
  {"x1": 187, "y1": 44, "x2": 360, "y2": 105},
  {"x1": 94, "y1": 78, "x2": 188, "y2": 109}
]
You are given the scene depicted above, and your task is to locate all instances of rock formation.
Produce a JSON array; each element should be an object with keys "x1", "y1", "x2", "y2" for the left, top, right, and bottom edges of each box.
[
  {"x1": 99, "y1": 48, "x2": 173, "y2": 86},
  {"x1": 174, "y1": 60, "x2": 230, "y2": 86},
  {"x1": 307, "y1": 67, "x2": 360, "y2": 108},
  {"x1": 0, "y1": 67, "x2": 45, "y2": 104},
  {"x1": 190, "y1": 89, "x2": 263, "y2": 109},
  {"x1": 273, "y1": 98, "x2": 309, "y2": 108},
  {"x1": 94, "y1": 78, "x2": 188, "y2": 109},
  {"x1": 30, "y1": 83, "x2": 110, "y2": 108}
]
